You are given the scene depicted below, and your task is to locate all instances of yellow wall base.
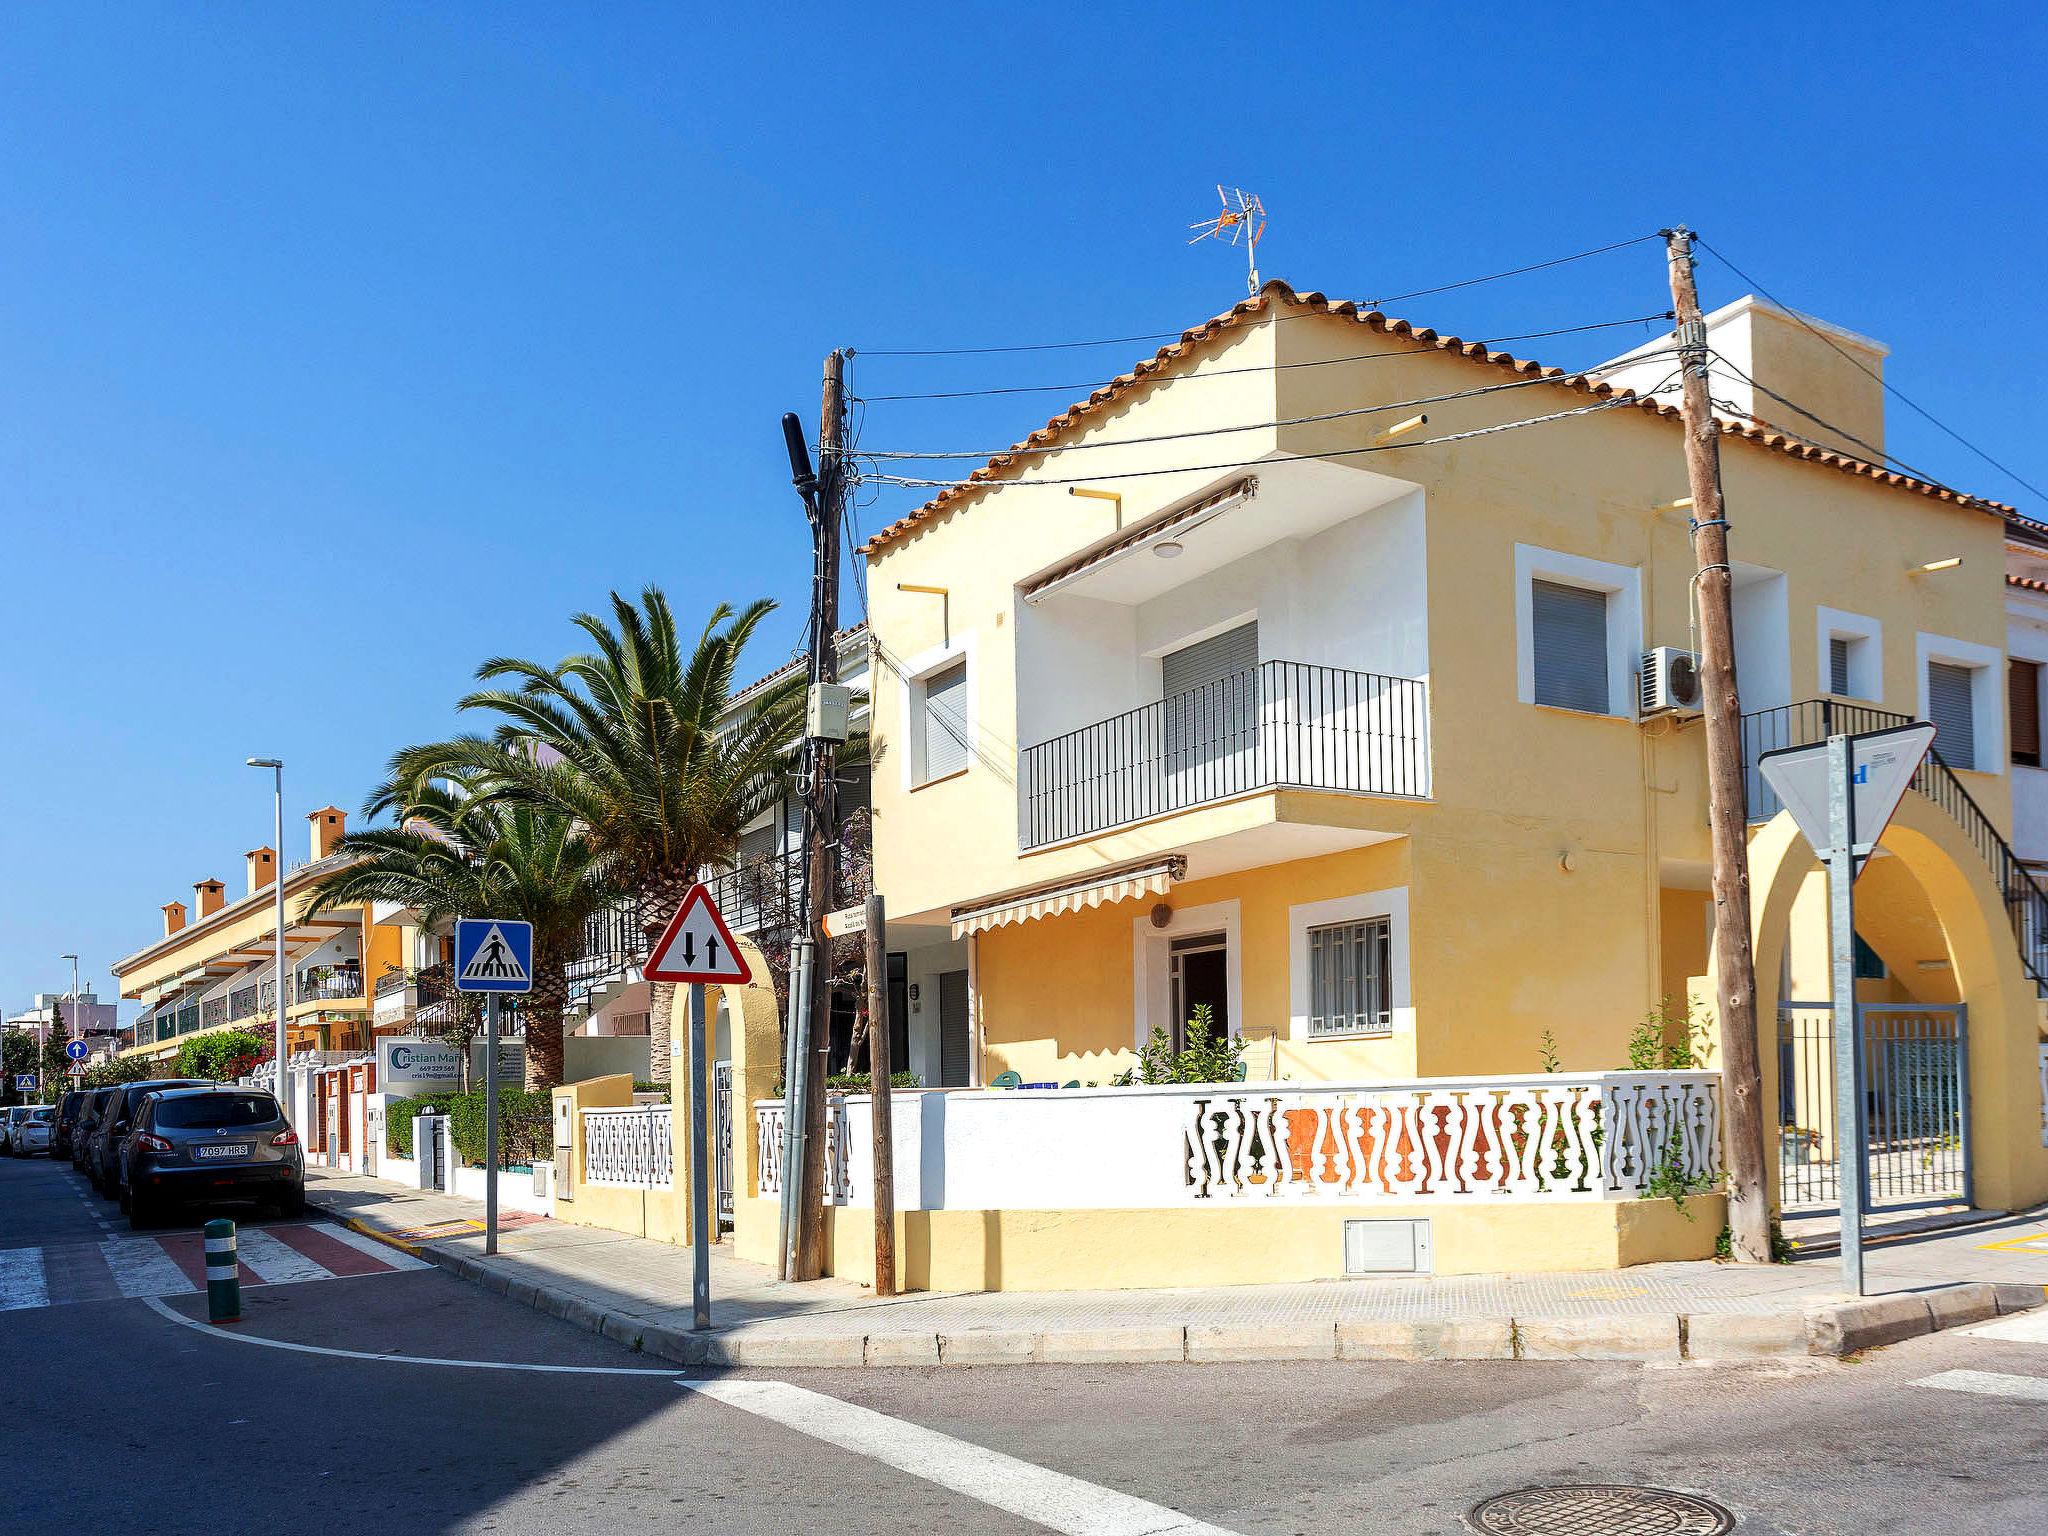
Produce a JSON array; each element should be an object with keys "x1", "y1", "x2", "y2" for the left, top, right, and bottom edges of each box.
[{"x1": 739, "y1": 1193, "x2": 1727, "y2": 1292}]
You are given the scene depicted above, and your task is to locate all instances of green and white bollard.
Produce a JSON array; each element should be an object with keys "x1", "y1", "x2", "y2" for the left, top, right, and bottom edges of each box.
[{"x1": 204, "y1": 1218, "x2": 242, "y2": 1324}]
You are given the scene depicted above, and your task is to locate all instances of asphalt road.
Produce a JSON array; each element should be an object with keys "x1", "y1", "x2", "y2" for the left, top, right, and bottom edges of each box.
[{"x1": 3, "y1": 1150, "x2": 2045, "y2": 1535}]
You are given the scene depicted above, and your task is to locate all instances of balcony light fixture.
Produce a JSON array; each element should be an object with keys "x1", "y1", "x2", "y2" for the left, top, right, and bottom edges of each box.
[
  {"x1": 1907, "y1": 557, "x2": 1963, "y2": 578},
  {"x1": 1153, "y1": 539, "x2": 1185, "y2": 559}
]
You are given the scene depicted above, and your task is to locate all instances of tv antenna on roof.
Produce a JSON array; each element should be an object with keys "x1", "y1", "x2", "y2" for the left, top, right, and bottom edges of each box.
[{"x1": 1190, "y1": 186, "x2": 1267, "y2": 296}]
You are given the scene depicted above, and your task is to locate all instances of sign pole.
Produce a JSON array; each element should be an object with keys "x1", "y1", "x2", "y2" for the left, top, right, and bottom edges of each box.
[
  {"x1": 485, "y1": 992, "x2": 500, "y2": 1257},
  {"x1": 1825, "y1": 732, "x2": 1865, "y2": 1296},
  {"x1": 688, "y1": 981, "x2": 712, "y2": 1330}
]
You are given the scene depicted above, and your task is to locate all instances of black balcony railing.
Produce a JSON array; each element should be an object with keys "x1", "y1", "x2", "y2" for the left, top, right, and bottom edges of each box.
[
  {"x1": 1741, "y1": 698, "x2": 2048, "y2": 987},
  {"x1": 1017, "y1": 661, "x2": 1430, "y2": 849},
  {"x1": 705, "y1": 847, "x2": 807, "y2": 935},
  {"x1": 294, "y1": 962, "x2": 363, "y2": 1003}
]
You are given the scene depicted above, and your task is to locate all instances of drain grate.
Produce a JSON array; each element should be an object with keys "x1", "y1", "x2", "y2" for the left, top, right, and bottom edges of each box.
[{"x1": 1467, "y1": 1485, "x2": 1735, "y2": 1535}]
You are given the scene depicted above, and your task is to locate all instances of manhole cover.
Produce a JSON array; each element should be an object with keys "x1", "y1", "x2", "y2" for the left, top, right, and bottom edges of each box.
[{"x1": 1468, "y1": 1485, "x2": 1735, "y2": 1536}]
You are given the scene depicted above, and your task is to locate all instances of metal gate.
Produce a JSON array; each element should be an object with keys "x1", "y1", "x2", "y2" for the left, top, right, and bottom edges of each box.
[
  {"x1": 1777, "y1": 1003, "x2": 1971, "y2": 1212},
  {"x1": 713, "y1": 1061, "x2": 733, "y2": 1230}
]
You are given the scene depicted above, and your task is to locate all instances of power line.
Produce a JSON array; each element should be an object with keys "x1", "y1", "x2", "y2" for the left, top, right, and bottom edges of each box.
[
  {"x1": 859, "y1": 387, "x2": 1669, "y2": 492},
  {"x1": 1695, "y1": 236, "x2": 2043, "y2": 506},
  {"x1": 853, "y1": 314, "x2": 1675, "y2": 403},
  {"x1": 856, "y1": 356, "x2": 1680, "y2": 463},
  {"x1": 858, "y1": 233, "x2": 1663, "y2": 357}
]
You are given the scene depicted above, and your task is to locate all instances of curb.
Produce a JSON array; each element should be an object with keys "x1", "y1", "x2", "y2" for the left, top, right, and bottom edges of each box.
[{"x1": 311, "y1": 1195, "x2": 2047, "y2": 1369}]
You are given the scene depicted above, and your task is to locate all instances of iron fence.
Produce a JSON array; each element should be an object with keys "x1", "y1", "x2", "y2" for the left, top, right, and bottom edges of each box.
[{"x1": 1018, "y1": 661, "x2": 1430, "y2": 849}]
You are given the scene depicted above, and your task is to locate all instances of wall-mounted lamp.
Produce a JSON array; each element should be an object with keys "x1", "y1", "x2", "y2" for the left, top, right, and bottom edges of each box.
[
  {"x1": 896, "y1": 583, "x2": 951, "y2": 645},
  {"x1": 1376, "y1": 413, "x2": 1428, "y2": 442},
  {"x1": 1069, "y1": 486, "x2": 1124, "y2": 529},
  {"x1": 1907, "y1": 557, "x2": 1964, "y2": 578},
  {"x1": 1153, "y1": 539, "x2": 1185, "y2": 560},
  {"x1": 1657, "y1": 496, "x2": 1695, "y2": 513}
]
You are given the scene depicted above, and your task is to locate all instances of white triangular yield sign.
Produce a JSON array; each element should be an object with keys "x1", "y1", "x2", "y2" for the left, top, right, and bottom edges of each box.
[
  {"x1": 458, "y1": 921, "x2": 531, "y2": 985},
  {"x1": 1758, "y1": 721, "x2": 1936, "y2": 877},
  {"x1": 643, "y1": 884, "x2": 752, "y2": 985}
]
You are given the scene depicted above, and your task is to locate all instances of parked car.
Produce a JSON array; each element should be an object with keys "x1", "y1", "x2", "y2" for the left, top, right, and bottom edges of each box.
[
  {"x1": 52, "y1": 1091, "x2": 87, "y2": 1158},
  {"x1": 1, "y1": 1106, "x2": 30, "y2": 1155},
  {"x1": 72, "y1": 1087, "x2": 118, "y2": 1173},
  {"x1": 87, "y1": 1078, "x2": 209, "y2": 1196},
  {"x1": 9, "y1": 1107, "x2": 54, "y2": 1156},
  {"x1": 124, "y1": 1087, "x2": 303, "y2": 1227}
]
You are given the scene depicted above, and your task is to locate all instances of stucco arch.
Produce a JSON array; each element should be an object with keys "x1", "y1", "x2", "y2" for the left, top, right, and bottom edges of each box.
[{"x1": 1717, "y1": 794, "x2": 2048, "y2": 1211}]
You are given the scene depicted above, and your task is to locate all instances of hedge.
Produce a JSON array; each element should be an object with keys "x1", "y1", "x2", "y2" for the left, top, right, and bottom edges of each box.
[{"x1": 383, "y1": 1087, "x2": 551, "y2": 1168}]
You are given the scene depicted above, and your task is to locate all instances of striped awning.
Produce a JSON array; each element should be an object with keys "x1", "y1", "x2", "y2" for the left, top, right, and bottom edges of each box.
[{"x1": 950, "y1": 856, "x2": 1187, "y2": 939}]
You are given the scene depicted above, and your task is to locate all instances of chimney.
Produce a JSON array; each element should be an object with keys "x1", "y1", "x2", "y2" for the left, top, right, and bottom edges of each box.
[
  {"x1": 161, "y1": 901, "x2": 187, "y2": 938},
  {"x1": 246, "y1": 846, "x2": 277, "y2": 895},
  {"x1": 309, "y1": 806, "x2": 347, "y2": 861},
  {"x1": 194, "y1": 878, "x2": 226, "y2": 918}
]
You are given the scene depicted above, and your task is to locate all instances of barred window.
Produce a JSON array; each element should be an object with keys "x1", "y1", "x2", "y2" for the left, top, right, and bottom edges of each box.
[{"x1": 1307, "y1": 917, "x2": 1392, "y2": 1038}]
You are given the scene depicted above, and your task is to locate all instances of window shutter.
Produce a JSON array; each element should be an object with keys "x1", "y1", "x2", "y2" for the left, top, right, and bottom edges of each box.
[
  {"x1": 1161, "y1": 621, "x2": 1258, "y2": 699},
  {"x1": 2011, "y1": 659, "x2": 2042, "y2": 768},
  {"x1": 737, "y1": 824, "x2": 778, "y2": 865},
  {"x1": 1530, "y1": 579, "x2": 1610, "y2": 713},
  {"x1": 922, "y1": 661, "x2": 970, "y2": 780},
  {"x1": 1927, "y1": 661, "x2": 1977, "y2": 771},
  {"x1": 1829, "y1": 636, "x2": 1852, "y2": 697}
]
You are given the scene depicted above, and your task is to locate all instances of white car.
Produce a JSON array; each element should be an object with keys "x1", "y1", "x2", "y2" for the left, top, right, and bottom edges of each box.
[{"x1": 5, "y1": 1106, "x2": 52, "y2": 1156}]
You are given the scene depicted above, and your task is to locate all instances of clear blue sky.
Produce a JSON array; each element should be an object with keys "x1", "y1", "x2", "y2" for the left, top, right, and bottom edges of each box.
[{"x1": 4, "y1": 4, "x2": 2043, "y2": 1019}]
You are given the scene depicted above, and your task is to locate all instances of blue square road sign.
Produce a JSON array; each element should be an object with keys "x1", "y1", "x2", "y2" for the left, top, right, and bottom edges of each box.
[{"x1": 454, "y1": 917, "x2": 534, "y2": 994}]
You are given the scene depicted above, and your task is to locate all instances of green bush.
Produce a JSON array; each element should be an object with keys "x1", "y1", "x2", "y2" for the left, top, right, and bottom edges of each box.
[
  {"x1": 1112, "y1": 1005, "x2": 1246, "y2": 1086},
  {"x1": 382, "y1": 1087, "x2": 549, "y2": 1167},
  {"x1": 176, "y1": 1028, "x2": 269, "y2": 1082}
]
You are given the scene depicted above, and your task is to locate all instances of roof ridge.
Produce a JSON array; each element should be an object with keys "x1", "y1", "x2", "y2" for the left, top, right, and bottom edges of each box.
[{"x1": 860, "y1": 279, "x2": 2008, "y2": 555}]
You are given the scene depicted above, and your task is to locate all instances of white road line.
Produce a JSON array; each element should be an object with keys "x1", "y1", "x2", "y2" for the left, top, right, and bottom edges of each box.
[
  {"x1": 1967, "y1": 1309, "x2": 2048, "y2": 1344},
  {"x1": 680, "y1": 1378, "x2": 1245, "y2": 1536},
  {"x1": 1915, "y1": 1369, "x2": 2048, "y2": 1403},
  {"x1": 314, "y1": 1222, "x2": 432, "y2": 1271},
  {"x1": 0, "y1": 1249, "x2": 50, "y2": 1312},
  {"x1": 140, "y1": 1295, "x2": 686, "y2": 1374},
  {"x1": 233, "y1": 1228, "x2": 336, "y2": 1286},
  {"x1": 102, "y1": 1236, "x2": 196, "y2": 1298}
]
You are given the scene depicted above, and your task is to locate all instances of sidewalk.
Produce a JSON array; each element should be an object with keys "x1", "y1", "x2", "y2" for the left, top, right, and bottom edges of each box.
[{"x1": 307, "y1": 1167, "x2": 2048, "y2": 1367}]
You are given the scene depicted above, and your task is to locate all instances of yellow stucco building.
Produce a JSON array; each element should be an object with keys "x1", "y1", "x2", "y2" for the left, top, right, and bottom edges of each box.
[{"x1": 727, "y1": 278, "x2": 2048, "y2": 1287}]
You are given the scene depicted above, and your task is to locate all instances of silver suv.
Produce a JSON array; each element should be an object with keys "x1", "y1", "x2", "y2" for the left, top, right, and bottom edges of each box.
[{"x1": 124, "y1": 1087, "x2": 304, "y2": 1228}]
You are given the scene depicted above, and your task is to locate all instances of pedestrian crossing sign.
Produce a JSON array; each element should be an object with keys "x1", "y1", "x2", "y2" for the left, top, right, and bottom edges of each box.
[
  {"x1": 643, "y1": 884, "x2": 751, "y2": 985},
  {"x1": 454, "y1": 918, "x2": 534, "y2": 994}
]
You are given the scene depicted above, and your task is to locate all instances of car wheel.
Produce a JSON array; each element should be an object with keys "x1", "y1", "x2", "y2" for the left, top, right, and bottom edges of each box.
[
  {"x1": 118, "y1": 1183, "x2": 130, "y2": 1214},
  {"x1": 128, "y1": 1194, "x2": 155, "y2": 1231},
  {"x1": 275, "y1": 1185, "x2": 306, "y2": 1219}
]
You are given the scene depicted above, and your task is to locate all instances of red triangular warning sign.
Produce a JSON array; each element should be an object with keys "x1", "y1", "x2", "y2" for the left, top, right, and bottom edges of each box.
[{"x1": 643, "y1": 883, "x2": 752, "y2": 985}]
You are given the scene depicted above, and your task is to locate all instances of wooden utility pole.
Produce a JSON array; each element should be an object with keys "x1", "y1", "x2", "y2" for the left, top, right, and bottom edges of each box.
[
  {"x1": 863, "y1": 891, "x2": 896, "y2": 1296},
  {"x1": 789, "y1": 349, "x2": 847, "y2": 1281},
  {"x1": 1663, "y1": 227, "x2": 1771, "y2": 1264}
]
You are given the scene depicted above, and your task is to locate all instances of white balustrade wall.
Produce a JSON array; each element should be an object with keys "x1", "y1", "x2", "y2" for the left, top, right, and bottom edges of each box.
[
  {"x1": 753, "y1": 1073, "x2": 1720, "y2": 1210},
  {"x1": 582, "y1": 1105, "x2": 674, "y2": 1189}
]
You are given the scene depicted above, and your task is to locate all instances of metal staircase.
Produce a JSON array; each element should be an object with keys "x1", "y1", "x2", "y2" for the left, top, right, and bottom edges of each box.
[{"x1": 1742, "y1": 699, "x2": 2048, "y2": 992}]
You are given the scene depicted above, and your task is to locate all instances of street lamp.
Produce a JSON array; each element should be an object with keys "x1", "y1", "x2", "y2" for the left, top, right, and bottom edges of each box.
[
  {"x1": 60, "y1": 953, "x2": 78, "y2": 1055},
  {"x1": 247, "y1": 757, "x2": 289, "y2": 1124}
]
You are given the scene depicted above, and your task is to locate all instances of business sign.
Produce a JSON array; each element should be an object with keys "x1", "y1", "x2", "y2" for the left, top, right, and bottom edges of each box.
[
  {"x1": 454, "y1": 918, "x2": 534, "y2": 994},
  {"x1": 378, "y1": 1037, "x2": 465, "y2": 1095}
]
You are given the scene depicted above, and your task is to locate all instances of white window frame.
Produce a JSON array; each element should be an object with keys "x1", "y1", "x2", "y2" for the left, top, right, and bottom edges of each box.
[
  {"x1": 1132, "y1": 899, "x2": 1242, "y2": 1049},
  {"x1": 1513, "y1": 545, "x2": 1642, "y2": 718},
  {"x1": 897, "y1": 635, "x2": 976, "y2": 790},
  {"x1": 1815, "y1": 606, "x2": 1882, "y2": 701},
  {"x1": 1289, "y1": 887, "x2": 1411, "y2": 1041},
  {"x1": 1916, "y1": 631, "x2": 2003, "y2": 772}
]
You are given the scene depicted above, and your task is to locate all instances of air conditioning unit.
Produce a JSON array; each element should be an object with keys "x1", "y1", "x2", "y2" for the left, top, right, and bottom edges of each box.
[{"x1": 1639, "y1": 647, "x2": 1703, "y2": 716}]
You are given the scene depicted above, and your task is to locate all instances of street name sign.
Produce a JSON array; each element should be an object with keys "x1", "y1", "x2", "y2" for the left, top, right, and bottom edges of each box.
[
  {"x1": 1758, "y1": 722, "x2": 1936, "y2": 877},
  {"x1": 644, "y1": 884, "x2": 751, "y2": 985},
  {"x1": 822, "y1": 904, "x2": 866, "y2": 939},
  {"x1": 454, "y1": 918, "x2": 534, "y2": 994},
  {"x1": 64, "y1": 1039, "x2": 89, "y2": 1062}
]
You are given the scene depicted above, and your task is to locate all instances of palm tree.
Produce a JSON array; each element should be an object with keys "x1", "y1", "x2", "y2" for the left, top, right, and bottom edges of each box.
[
  {"x1": 306, "y1": 775, "x2": 614, "y2": 1091},
  {"x1": 392, "y1": 589, "x2": 802, "y2": 1080}
]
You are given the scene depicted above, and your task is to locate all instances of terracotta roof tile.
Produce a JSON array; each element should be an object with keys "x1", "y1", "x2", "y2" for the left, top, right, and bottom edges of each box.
[
  {"x1": 2010, "y1": 573, "x2": 2048, "y2": 596},
  {"x1": 860, "y1": 279, "x2": 2010, "y2": 556}
]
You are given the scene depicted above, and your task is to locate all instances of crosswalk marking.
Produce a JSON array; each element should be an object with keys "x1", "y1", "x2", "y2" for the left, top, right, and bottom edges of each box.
[
  {"x1": 1916, "y1": 1369, "x2": 2048, "y2": 1403},
  {"x1": 0, "y1": 1247, "x2": 50, "y2": 1312},
  {"x1": 0, "y1": 1222, "x2": 418, "y2": 1312},
  {"x1": 1966, "y1": 1308, "x2": 2048, "y2": 1344}
]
